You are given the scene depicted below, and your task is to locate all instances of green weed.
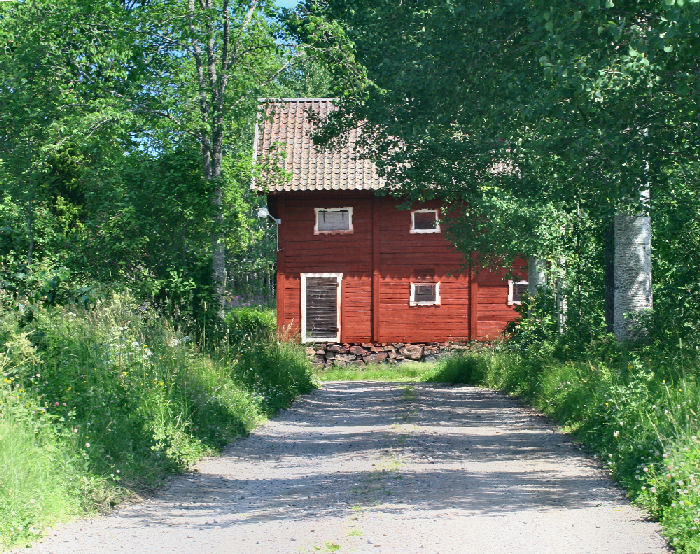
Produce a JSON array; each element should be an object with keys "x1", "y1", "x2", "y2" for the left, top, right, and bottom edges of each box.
[
  {"x1": 424, "y1": 347, "x2": 699, "y2": 552},
  {"x1": 0, "y1": 292, "x2": 314, "y2": 549},
  {"x1": 315, "y1": 361, "x2": 435, "y2": 382}
]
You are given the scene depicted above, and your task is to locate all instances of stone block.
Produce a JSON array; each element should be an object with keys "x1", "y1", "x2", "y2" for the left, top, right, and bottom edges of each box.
[
  {"x1": 400, "y1": 345, "x2": 424, "y2": 360},
  {"x1": 349, "y1": 345, "x2": 366, "y2": 356}
]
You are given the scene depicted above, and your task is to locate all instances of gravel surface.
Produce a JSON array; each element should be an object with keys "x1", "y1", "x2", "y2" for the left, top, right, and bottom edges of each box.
[{"x1": 29, "y1": 382, "x2": 669, "y2": 553}]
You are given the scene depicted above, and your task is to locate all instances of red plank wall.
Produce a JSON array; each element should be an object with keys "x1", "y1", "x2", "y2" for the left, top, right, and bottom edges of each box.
[{"x1": 273, "y1": 191, "x2": 526, "y2": 343}]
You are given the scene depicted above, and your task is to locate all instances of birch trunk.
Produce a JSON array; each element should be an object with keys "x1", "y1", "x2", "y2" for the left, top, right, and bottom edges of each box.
[
  {"x1": 527, "y1": 257, "x2": 546, "y2": 298},
  {"x1": 555, "y1": 274, "x2": 567, "y2": 333},
  {"x1": 604, "y1": 221, "x2": 615, "y2": 333},
  {"x1": 613, "y1": 212, "x2": 652, "y2": 340}
]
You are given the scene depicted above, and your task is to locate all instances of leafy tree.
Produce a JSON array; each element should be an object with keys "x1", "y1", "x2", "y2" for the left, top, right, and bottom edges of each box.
[
  {"x1": 300, "y1": 0, "x2": 699, "y2": 341},
  {"x1": 0, "y1": 0, "x2": 334, "y2": 318},
  {"x1": 0, "y1": 0, "x2": 136, "y2": 270},
  {"x1": 123, "y1": 0, "x2": 299, "y2": 316}
]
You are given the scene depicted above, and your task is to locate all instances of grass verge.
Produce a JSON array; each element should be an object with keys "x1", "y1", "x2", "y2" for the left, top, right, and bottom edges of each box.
[
  {"x1": 315, "y1": 361, "x2": 436, "y2": 382},
  {"x1": 423, "y1": 345, "x2": 699, "y2": 553},
  {"x1": 0, "y1": 293, "x2": 315, "y2": 549}
]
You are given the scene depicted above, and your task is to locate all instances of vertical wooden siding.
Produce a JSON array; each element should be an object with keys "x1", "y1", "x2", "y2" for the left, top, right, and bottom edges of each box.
[{"x1": 274, "y1": 192, "x2": 525, "y2": 343}]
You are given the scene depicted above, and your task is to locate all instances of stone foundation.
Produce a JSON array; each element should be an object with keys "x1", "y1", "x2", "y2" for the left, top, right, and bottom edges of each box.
[{"x1": 306, "y1": 341, "x2": 469, "y2": 367}]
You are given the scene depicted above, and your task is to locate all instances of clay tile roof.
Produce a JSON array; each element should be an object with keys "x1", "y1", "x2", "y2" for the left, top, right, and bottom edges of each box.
[{"x1": 253, "y1": 98, "x2": 384, "y2": 192}]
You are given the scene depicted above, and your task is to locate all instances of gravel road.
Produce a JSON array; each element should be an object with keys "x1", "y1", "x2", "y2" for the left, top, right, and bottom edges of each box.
[{"x1": 30, "y1": 382, "x2": 669, "y2": 553}]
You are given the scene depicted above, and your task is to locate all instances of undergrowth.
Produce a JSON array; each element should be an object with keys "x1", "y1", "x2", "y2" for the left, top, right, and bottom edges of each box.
[
  {"x1": 0, "y1": 294, "x2": 314, "y2": 549},
  {"x1": 424, "y1": 341, "x2": 700, "y2": 553}
]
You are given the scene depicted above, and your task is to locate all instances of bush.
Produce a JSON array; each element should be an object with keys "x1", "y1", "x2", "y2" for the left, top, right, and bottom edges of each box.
[
  {"x1": 225, "y1": 306, "x2": 276, "y2": 343},
  {"x1": 425, "y1": 342, "x2": 700, "y2": 553},
  {"x1": 0, "y1": 292, "x2": 314, "y2": 549}
]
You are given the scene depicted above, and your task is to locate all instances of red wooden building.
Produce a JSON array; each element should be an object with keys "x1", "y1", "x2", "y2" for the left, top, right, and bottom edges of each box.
[{"x1": 254, "y1": 98, "x2": 527, "y2": 344}]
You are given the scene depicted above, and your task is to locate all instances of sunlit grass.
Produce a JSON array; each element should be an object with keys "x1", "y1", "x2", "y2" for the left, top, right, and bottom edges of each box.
[
  {"x1": 315, "y1": 361, "x2": 438, "y2": 382},
  {"x1": 426, "y1": 348, "x2": 700, "y2": 553},
  {"x1": 0, "y1": 292, "x2": 315, "y2": 549}
]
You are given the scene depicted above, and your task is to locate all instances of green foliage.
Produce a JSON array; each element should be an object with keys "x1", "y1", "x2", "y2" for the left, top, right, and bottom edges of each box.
[
  {"x1": 0, "y1": 387, "x2": 86, "y2": 547},
  {"x1": 233, "y1": 340, "x2": 316, "y2": 413},
  {"x1": 0, "y1": 0, "x2": 336, "y2": 325},
  {"x1": 308, "y1": 0, "x2": 700, "y2": 349},
  {"x1": 425, "y1": 342, "x2": 700, "y2": 552},
  {"x1": 0, "y1": 292, "x2": 315, "y2": 549},
  {"x1": 316, "y1": 361, "x2": 435, "y2": 382},
  {"x1": 225, "y1": 306, "x2": 276, "y2": 343}
]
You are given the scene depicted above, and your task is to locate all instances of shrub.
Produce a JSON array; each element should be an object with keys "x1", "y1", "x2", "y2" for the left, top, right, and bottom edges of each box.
[
  {"x1": 225, "y1": 306, "x2": 276, "y2": 343},
  {"x1": 0, "y1": 292, "x2": 314, "y2": 549},
  {"x1": 425, "y1": 341, "x2": 700, "y2": 552}
]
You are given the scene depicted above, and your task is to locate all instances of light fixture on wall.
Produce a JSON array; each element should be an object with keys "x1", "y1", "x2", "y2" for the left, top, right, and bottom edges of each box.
[
  {"x1": 256, "y1": 206, "x2": 281, "y2": 251},
  {"x1": 256, "y1": 206, "x2": 281, "y2": 224}
]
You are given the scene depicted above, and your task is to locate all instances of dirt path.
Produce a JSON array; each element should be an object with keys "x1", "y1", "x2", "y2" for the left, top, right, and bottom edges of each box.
[{"x1": 30, "y1": 383, "x2": 668, "y2": 553}]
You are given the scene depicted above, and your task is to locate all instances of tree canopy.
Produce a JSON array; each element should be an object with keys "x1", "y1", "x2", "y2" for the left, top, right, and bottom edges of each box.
[
  {"x1": 0, "y1": 0, "x2": 334, "y2": 326},
  {"x1": 295, "y1": 0, "x2": 699, "y2": 339}
]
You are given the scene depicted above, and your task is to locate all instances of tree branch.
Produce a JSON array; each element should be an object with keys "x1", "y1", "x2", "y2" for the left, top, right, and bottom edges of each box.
[
  {"x1": 229, "y1": 0, "x2": 258, "y2": 68},
  {"x1": 231, "y1": 52, "x2": 301, "y2": 108}
]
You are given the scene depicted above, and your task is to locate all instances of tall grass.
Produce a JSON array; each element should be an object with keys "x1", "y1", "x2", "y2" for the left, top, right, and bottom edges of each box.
[
  {"x1": 425, "y1": 344, "x2": 700, "y2": 553},
  {"x1": 0, "y1": 293, "x2": 315, "y2": 549}
]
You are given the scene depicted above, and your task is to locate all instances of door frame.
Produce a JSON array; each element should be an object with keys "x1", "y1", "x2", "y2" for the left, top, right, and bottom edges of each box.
[{"x1": 300, "y1": 273, "x2": 342, "y2": 343}]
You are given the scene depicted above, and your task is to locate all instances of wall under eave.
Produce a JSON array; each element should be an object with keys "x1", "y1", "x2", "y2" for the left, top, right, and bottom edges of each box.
[{"x1": 274, "y1": 191, "x2": 525, "y2": 344}]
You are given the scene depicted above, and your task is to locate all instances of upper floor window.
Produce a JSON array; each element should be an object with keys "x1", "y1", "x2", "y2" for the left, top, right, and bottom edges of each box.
[
  {"x1": 410, "y1": 209, "x2": 440, "y2": 233},
  {"x1": 315, "y1": 207, "x2": 353, "y2": 234},
  {"x1": 508, "y1": 280, "x2": 529, "y2": 305}
]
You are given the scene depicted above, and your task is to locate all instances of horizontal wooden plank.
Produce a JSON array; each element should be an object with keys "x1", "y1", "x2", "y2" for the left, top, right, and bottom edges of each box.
[{"x1": 277, "y1": 194, "x2": 522, "y2": 343}]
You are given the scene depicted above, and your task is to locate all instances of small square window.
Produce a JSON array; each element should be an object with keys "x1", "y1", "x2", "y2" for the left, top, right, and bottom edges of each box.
[
  {"x1": 315, "y1": 207, "x2": 353, "y2": 234},
  {"x1": 410, "y1": 282, "x2": 440, "y2": 306},
  {"x1": 411, "y1": 210, "x2": 440, "y2": 233},
  {"x1": 508, "y1": 280, "x2": 528, "y2": 305}
]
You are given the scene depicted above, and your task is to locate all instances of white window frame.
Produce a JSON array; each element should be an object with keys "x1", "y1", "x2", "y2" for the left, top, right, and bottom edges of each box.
[
  {"x1": 508, "y1": 280, "x2": 529, "y2": 306},
  {"x1": 410, "y1": 209, "x2": 440, "y2": 234},
  {"x1": 410, "y1": 282, "x2": 441, "y2": 306},
  {"x1": 301, "y1": 273, "x2": 342, "y2": 343},
  {"x1": 314, "y1": 207, "x2": 353, "y2": 234}
]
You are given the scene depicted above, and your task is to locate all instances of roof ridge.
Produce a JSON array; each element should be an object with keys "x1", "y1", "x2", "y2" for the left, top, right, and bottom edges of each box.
[{"x1": 257, "y1": 97, "x2": 339, "y2": 103}]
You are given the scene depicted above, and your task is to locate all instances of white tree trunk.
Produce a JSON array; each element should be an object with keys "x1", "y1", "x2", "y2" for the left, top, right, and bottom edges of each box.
[
  {"x1": 527, "y1": 257, "x2": 546, "y2": 298},
  {"x1": 613, "y1": 213, "x2": 652, "y2": 340},
  {"x1": 555, "y1": 269, "x2": 567, "y2": 333}
]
